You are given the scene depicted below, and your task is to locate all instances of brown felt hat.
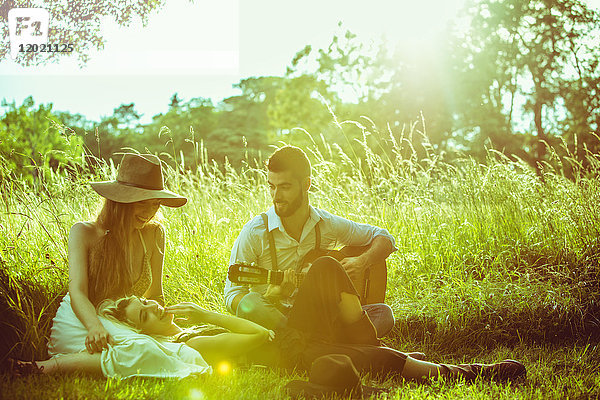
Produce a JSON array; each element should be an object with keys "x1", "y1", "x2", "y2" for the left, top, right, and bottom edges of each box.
[
  {"x1": 284, "y1": 354, "x2": 387, "y2": 399},
  {"x1": 90, "y1": 153, "x2": 187, "y2": 207}
]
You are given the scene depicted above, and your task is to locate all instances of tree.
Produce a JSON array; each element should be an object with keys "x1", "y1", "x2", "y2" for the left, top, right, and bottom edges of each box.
[
  {"x1": 561, "y1": 61, "x2": 600, "y2": 162},
  {"x1": 558, "y1": 11, "x2": 600, "y2": 163},
  {"x1": 0, "y1": 0, "x2": 169, "y2": 66},
  {"x1": 267, "y1": 74, "x2": 332, "y2": 147},
  {"x1": 88, "y1": 103, "x2": 143, "y2": 162},
  {"x1": 145, "y1": 96, "x2": 218, "y2": 168},
  {"x1": 0, "y1": 97, "x2": 83, "y2": 183},
  {"x1": 287, "y1": 25, "x2": 458, "y2": 160},
  {"x1": 447, "y1": 4, "x2": 523, "y2": 160},
  {"x1": 454, "y1": 0, "x2": 600, "y2": 166},
  {"x1": 302, "y1": 25, "x2": 392, "y2": 105},
  {"x1": 210, "y1": 77, "x2": 278, "y2": 164},
  {"x1": 369, "y1": 37, "x2": 458, "y2": 159},
  {"x1": 169, "y1": 93, "x2": 183, "y2": 110}
]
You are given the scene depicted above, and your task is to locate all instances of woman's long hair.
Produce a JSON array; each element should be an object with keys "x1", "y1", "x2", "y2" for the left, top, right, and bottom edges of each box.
[
  {"x1": 88, "y1": 199, "x2": 136, "y2": 305},
  {"x1": 97, "y1": 296, "x2": 139, "y2": 331},
  {"x1": 98, "y1": 296, "x2": 172, "y2": 340},
  {"x1": 99, "y1": 296, "x2": 227, "y2": 340}
]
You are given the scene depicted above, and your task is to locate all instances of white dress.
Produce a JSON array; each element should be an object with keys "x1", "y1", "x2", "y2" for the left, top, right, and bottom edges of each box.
[{"x1": 48, "y1": 294, "x2": 212, "y2": 379}]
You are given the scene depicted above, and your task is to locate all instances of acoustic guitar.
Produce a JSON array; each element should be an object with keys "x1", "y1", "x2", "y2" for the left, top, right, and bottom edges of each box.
[{"x1": 228, "y1": 245, "x2": 387, "y2": 305}]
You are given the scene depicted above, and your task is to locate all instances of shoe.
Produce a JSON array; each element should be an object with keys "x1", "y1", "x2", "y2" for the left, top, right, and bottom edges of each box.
[
  {"x1": 471, "y1": 359, "x2": 526, "y2": 382},
  {"x1": 5, "y1": 359, "x2": 44, "y2": 378},
  {"x1": 440, "y1": 359, "x2": 526, "y2": 382},
  {"x1": 407, "y1": 352, "x2": 426, "y2": 360}
]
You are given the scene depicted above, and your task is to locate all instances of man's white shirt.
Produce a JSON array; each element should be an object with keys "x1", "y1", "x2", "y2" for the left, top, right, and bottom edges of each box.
[{"x1": 224, "y1": 206, "x2": 397, "y2": 313}]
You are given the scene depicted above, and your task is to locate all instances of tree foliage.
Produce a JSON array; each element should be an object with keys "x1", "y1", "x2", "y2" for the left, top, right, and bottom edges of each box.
[
  {"x1": 2, "y1": 0, "x2": 600, "y2": 178},
  {"x1": 454, "y1": 0, "x2": 600, "y2": 165},
  {"x1": 0, "y1": 0, "x2": 168, "y2": 66},
  {"x1": 0, "y1": 97, "x2": 83, "y2": 183}
]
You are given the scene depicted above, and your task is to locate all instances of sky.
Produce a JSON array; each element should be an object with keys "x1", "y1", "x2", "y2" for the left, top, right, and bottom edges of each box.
[{"x1": 1, "y1": 0, "x2": 600, "y2": 124}]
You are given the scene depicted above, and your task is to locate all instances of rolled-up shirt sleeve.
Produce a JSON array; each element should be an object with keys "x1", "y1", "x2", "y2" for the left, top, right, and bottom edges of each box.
[
  {"x1": 321, "y1": 210, "x2": 398, "y2": 251},
  {"x1": 224, "y1": 219, "x2": 261, "y2": 313}
]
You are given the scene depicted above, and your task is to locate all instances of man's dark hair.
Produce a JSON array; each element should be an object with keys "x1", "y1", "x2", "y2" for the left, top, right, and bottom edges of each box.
[{"x1": 267, "y1": 145, "x2": 311, "y2": 181}]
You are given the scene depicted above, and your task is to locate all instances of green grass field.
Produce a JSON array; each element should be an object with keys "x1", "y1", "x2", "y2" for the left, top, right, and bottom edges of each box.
[{"x1": 1, "y1": 127, "x2": 599, "y2": 399}]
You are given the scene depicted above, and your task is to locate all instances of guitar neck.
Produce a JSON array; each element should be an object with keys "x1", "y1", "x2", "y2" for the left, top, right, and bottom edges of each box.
[
  {"x1": 266, "y1": 270, "x2": 305, "y2": 285},
  {"x1": 228, "y1": 263, "x2": 307, "y2": 286}
]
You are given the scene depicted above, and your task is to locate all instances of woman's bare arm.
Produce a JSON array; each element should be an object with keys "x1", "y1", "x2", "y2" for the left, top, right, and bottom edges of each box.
[
  {"x1": 185, "y1": 332, "x2": 270, "y2": 366},
  {"x1": 143, "y1": 224, "x2": 165, "y2": 305},
  {"x1": 68, "y1": 222, "x2": 113, "y2": 353},
  {"x1": 166, "y1": 302, "x2": 272, "y2": 365}
]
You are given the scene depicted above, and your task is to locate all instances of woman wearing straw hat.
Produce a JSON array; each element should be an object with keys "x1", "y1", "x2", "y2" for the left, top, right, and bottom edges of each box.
[
  {"x1": 47, "y1": 153, "x2": 187, "y2": 357},
  {"x1": 6, "y1": 151, "x2": 272, "y2": 378}
]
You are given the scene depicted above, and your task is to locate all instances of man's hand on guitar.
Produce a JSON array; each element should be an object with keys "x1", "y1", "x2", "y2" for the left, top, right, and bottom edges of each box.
[
  {"x1": 340, "y1": 256, "x2": 368, "y2": 281},
  {"x1": 264, "y1": 269, "x2": 297, "y2": 301}
]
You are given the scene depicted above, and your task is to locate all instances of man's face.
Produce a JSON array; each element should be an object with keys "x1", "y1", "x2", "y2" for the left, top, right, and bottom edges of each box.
[{"x1": 268, "y1": 170, "x2": 307, "y2": 217}]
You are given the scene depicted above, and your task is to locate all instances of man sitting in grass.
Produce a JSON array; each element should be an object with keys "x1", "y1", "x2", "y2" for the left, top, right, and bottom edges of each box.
[{"x1": 224, "y1": 145, "x2": 397, "y2": 339}]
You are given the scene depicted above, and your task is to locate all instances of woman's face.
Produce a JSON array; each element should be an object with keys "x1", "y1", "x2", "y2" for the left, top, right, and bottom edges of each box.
[
  {"x1": 132, "y1": 199, "x2": 161, "y2": 229},
  {"x1": 124, "y1": 297, "x2": 174, "y2": 335}
]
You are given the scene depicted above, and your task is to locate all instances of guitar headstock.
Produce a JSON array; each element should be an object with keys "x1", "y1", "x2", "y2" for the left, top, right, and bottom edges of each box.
[{"x1": 228, "y1": 263, "x2": 269, "y2": 285}]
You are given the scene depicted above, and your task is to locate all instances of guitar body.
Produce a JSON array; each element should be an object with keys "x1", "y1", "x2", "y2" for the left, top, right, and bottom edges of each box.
[{"x1": 301, "y1": 245, "x2": 387, "y2": 306}]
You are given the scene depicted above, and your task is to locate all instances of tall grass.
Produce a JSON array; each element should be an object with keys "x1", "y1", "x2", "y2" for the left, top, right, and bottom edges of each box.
[{"x1": 1, "y1": 117, "x2": 599, "y2": 397}]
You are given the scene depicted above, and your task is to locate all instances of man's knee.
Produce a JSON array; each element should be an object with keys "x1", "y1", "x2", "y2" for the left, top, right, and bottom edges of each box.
[
  {"x1": 363, "y1": 303, "x2": 395, "y2": 337},
  {"x1": 236, "y1": 292, "x2": 264, "y2": 318},
  {"x1": 236, "y1": 292, "x2": 286, "y2": 330},
  {"x1": 308, "y1": 256, "x2": 344, "y2": 278},
  {"x1": 378, "y1": 304, "x2": 395, "y2": 335}
]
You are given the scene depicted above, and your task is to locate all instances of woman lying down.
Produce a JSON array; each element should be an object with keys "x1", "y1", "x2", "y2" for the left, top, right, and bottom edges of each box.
[
  {"x1": 9, "y1": 298, "x2": 271, "y2": 378},
  {"x1": 8, "y1": 261, "x2": 526, "y2": 383}
]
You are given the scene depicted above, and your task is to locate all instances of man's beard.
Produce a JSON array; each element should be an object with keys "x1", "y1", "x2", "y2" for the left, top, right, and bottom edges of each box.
[{"x1": 274, "y1": 192, "x2": 304, "y2": 217}]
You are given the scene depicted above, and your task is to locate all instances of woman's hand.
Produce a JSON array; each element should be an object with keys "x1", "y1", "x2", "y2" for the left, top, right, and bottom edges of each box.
[
  {"x1": 85, "y1": 324, "x2": 114, "y2": 354},
  {"x1": 165, "y1": 302, "x2": 209, "y2": 324}
]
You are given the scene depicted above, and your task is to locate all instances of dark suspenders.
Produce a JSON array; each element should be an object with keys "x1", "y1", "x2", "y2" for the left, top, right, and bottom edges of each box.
[
  {"x1": 261, "y1": 213, "x2": 278, "y2": 271},
  {"x1": 314, "y1": 221, "x2": 321, "y2": 252},
  {"x1": 261, "y1": 212, "x2": 321, "y2": 271}
]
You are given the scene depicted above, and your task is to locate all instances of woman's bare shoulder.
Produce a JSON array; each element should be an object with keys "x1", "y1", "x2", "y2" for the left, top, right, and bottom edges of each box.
[
  {"x1": 141, "y1": 221, "x2": 165, "y2": 236},
  {"x1": 70, "y1": 221, "x2": 104, "y2": 243},
  {"x1": 140, "y1": 222, "x2": 165, "y2": 246}
]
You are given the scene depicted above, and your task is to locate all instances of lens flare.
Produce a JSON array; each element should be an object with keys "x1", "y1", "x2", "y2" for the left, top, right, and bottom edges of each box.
[
  {"x1": 188, "y1": 388, "x2": 205, "y2": 400},
  {"x1": 217, "y1": 361, "x2": 232, "y2": 375},
  {"x1": 237, "y1": 301, "x2": 255, "y2": 315}
]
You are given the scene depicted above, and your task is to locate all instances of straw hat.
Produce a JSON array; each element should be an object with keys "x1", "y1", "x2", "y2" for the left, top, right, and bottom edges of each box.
[
  {"x1": 284, "y1": 354, "x2": 387, "y2": 399},
  {"x1": 90, "y1": 153, "x2": 187, "y2": 207}
]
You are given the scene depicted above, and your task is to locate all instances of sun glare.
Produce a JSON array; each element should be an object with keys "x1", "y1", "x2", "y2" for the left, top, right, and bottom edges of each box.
[
  {"x1": 217, "y1": 361, "x2": 232, "y2": 375},
  {"x1": 354, "y1": 0, "x2": 467, "y2": 44},
  {"x1": 188, "y1": 388, "x2": 206, "y2": 400},
  {"x1": 327, "y1": 0, "x2": 470, "y2": 103}
]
